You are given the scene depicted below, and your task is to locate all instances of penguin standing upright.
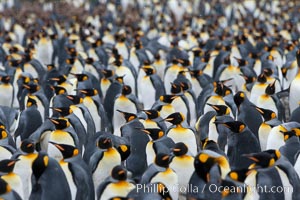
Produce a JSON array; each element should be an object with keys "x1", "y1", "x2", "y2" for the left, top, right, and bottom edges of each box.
[
  {"x1": 169, "y1": 142, "x2": 194, "y2": 197},
  {"x1": 35, "y1": 30, "x2": 54, "y2": 67},
  {"x1": 141, "y1": 153, "x2": 179, "y2": 200},
  {"x1": 217, "y1": 120, "x2": 261, "y2": 169},
  {"x1": 289, "y1": 50, "x2": 300, "y2": 114},
  {"x1": 0, "y1": 75, "x2": 13, "y2": 107},
  {"x1": 165, "y1": 112, "x2": 198, "y2": 156},
  {"x1": 89, "y1": 136, "x2": 121, "y2": 194},
  {"x1": 100, "y1": 69, "x2": 114, "y2": 101},
  {"x1": 96, "y1": 165, "x2": 135, "y2": 200},
  {"x1": 29, "y1": 152, "x2": 72, "y2": 200},
  {"x1": 113, "y1": 85, "x2": 139, "y2": 136},
  {"x1": 138, "y1": 65, "x2": 165, "y2": 109},
  {"x1": 0, "y1": 159, "x2": 23, "y2": 199},
  {"x1": 49, "y1": 142, "x2": 95, "y2": 200}
]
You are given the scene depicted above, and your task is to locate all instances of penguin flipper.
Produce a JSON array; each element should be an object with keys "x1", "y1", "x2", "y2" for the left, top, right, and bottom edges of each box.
[{"x1": 89, "y1": 150, "x2": 104, "y2": 173}]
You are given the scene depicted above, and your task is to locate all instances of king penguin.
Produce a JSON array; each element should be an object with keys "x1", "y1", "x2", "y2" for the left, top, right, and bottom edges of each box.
[
  {"x1": 289, "y1": 49, "x2": 300, "y2": 114},
  {"x1": 0, "y1": 75, "x2": 13, "y2": 107},
  {"x1": 164, "y1": 112, "x2": 198, "y2": 156}
]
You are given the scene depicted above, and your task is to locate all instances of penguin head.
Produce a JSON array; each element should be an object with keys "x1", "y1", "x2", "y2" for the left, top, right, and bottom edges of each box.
[
  {"x1": 194, "y1": 152, "x2": 228, "y2": 182},
  {"x1": 192, "y1": 47, "x2": 202, "y2": 57},
  {"x1": 217, "y1": 121, "x2": 246, "y2": 133},
  {"x1": 143, "y1": 128, "x2": 164, "y2": 140},
  {"x1": 117, "y1": 110, "x2": 137, "y2": 122},
  {"x1": 190, "y1": 69, "x2": 203, "y2": 78},
  {"x1": 85, "y1": 57, "x2": 94, "y2": 65},
  {"x1": 97, "y1": 137, "x2": 113, "y2": 149},
  {"x1": 207, "y1": 103, "x2": 230, "y2": 116},
  {"x1": 170, "y1": 82, "x2": 182, "y2": 94},
  {"x1": 234, "y1": 91, "x2": 246, "y2": 107},
  {"x1": 121, "y1": 85, "x2": 132, "y2": 96},
  {"x1": 51, "y1": 85, "x2": 67, "y2": 95},
  {"x1": 280, "y1": 130, "x2": 297, "y2": 141},
  {"x1": 71, "y1": 73, "x2": 89, "y2": 82},
  {"x1": 159, "y1": 94, "x2": 176, "y2": 104},
  {"x1": 116, "y1": 144, "x2": 131, "y2": 161},
  {"x1": 164, "y1": 112, "x2": 184, "y2": 125},
  {"x1": 49, "y1": 118, "x2": 70, "y2": 129},
  {"x1": 172, "y1": 142, "x2": 188, "y2": 156},
  {"x1": 142, "y1": 66, "x2": 155, "y2": 76},
  {"x1": 115, "y1": 75, "x2": 125, "y2": 84},
  {"x1": 50, "y1": 75, "x2": 67, "y2": 84},
  {"x1": 50, "y1": 107, "x2": 73, "y2": 117},
  {"x1": 78, "y1": 88, "x2": 98, "y2": 96},
  {"x1": 101, "y1": 69, "x2": 114, "y2": 79},
  {"x1": 155, "y1": 153, "x2": 171, "y2": 168},
  {"x1": 263, "y1": 68, "x2": 273, "y2": 77},
  {"x1": 66, "y1": 95, "x2": 83, "y2": 104},
  {"x1": 20, "y1": 139, "x2": 35, "y2": 154},
  {"x1": 234, "y1": 57, "x2": 248, "y2": 67},
  {"x1": 227, "y1": 168, "x2": 249, "y2": 183},
  {"x1": 0, "y1": 178, "x2": 11, "y2": 195},
  {"x1": 23, "y1": 83, "x2": 40, "y2": 93},
  {"x1": 0, "y1": 128, "x2": 8, "y2": 140},
  {"x1": 49, "y1": 142, "x2": 79, "y2": 159},
  {"x1": 244, "y1": 150, "x2": 281, "y2": 169},
  {"x1": 0, "y1": 75, "x2": 11, "y2": 84},
  {"x1": 257, "y1": 73, "x2": 267, "y2": 83},
  {"x1": 254, "y1": 106, "x2": 276, "y2": 121},
  {"x1": 26, "y1": 96, "x2": 37, "y2": 108},
  {"x1": 240, "y1": 74, "x2": 256, "y2": 84},
  {"x1": 265, "y1": 81, "x2": 276, "y2": 95},
  {"x1": 143, "y1": 109, "x2": 160, "y2": 119},
  {"x1": 180, "y1": 82, "x2": 190, "y2": 92},
  {"x1": 111, "y1": 165, "x2": 127, "y2": 181},
  {"x1": 32, "y1": 153, "x2": 49, "y2": 181},
  {"x1": 0, "y1": 159, "x2": 19, "y2": 173},
  {"x1": 113, "y1": 59, "x2": 122, "y2": 67}
]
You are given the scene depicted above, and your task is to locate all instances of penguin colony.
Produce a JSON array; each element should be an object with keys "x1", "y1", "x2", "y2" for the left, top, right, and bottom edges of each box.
[{"x1": 0, "y1": 0, "x2": 300, "y2": 199}]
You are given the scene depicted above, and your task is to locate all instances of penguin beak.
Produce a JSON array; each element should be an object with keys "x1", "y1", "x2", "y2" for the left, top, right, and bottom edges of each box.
[
  {"x1": 50, "y1": 77, "x2": 60, "y2": 81},
  {"x1": 23, "y1": 84, "x2": 30, "y2": 89},
  {"x1": 243, "y1": 154, "x2": 260, "y2": 162},
  {"x1": 49, "y1": 118, "x2": 59, "y2": 125},
  {"x1": 163, "y1": 117, "x2": 174, "y2": 122},
  {"x1": 254, "y1": 106, "x2": 264, "y2": 114},
  {"x1": 206, "y1": 103, "x2": 219, "y2": 111},
  {"x1": 7, "y1": 159, "x2": 20, "y2": 167}
]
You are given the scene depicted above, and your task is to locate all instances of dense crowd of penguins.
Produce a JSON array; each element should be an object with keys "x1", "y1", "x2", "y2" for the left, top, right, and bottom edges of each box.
[{"x1": 0, "y1": 0, "x2": 300, "y2": 199}]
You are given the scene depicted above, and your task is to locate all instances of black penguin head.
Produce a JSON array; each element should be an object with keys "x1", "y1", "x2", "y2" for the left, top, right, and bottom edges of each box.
[
  {"x1": 170, "y1": 82, "x2": 182, "y2": 94},
  {"x1": 240, "y1": 74, "x2": 256, "y2": 84},
  {"x1": 0, "y1": 75, "x2": 11, "y2": 84},
  {"x1": 155, "y1": 153, "x2": 171, "y2": 168},
  {"x1": 23, "y1": 83, "x2": 40, "y2": 94},
  {"x1": 214, "y1": 82, "x2": 224, "y2": 96},
  {"x1": 49, "y1": 142, "x2": 79, "y2": 159},
  {"x1": 71, "y1": 73, "x2": 89, "y2": 82},
  {"x1": 0, "y1": 128, "x2": 8, "y2": 139},
  {"x1": 26, "y1": 97, "x2": 37, "y2": 108},
  {"x1": 117, "y1": 110, "x2": 137, "y2": 122},
  {"x1": 49, "y1": 118, "x2": 70, "y2": 130},
  {"x1": 172, "y1": 142, "x2": 188, "y2": 156},
  {"x1": 244, "y1": 150, "x2": 281, "y2": 169},
  {"x1": 20, "y1": 139, "x2": 35, "y2": 154},
  {"x1": 0, "y1": 178, "x2": 11, "y2": 195},
  {"x1": 97, "y1": 137, "x2": 113, "y2": 149},
  {"x1": 0, "y1": 159, "x2": 19, "y2": 173},
  {"x1": 101, "y1": 69, "x2": 114, "y2": 78},
  {"x1": 142, "y1": 66, "x2": 155, "y2": 76},
  {"x1": 78, "y1": 88, "x2": 98, "y2": 96},
  {"x1": 227, "y1": 169, "x2": 249, "y2": 183},
  {"x1": 207, "y1": 103, "x2": 230, "y2": 116},
  {"x1": 32, "y1": 153, "x2": 49, "y2": 181},
  {"x1": 50, "y1": 107, "x2": 73, "y2": 117},
  {"x1": 113, "y1": 59, "x2": 122, "y2": 67},
  {"x1": 66, "y1": 95, "x2": 83, "y2": 104},
  {"x1": 254, "y1": 106, "x2": 276, "y2": 121},
  {"x1": 164, "y1": 112, "x2": 184, "y2": 125},
  {"x1": 50, "y1": 75, "x2": 67, "y2": 84},
  {"x1": 217, "y1": 121, "x2": 246, "y2": 133},
  {"x1": 257, "y1": 73, "x2": 267, "y2": 83},
  {"x1": 180, "y1": 82, "x2": 190, "y2": 91},
  {"x1": 234, "y1": 91, "x2": 246, "y2": 107},
  {"x1": 143, "y1": 109, "x2": 160, "y2": 119},
  {"x1": 85, "y1": 57, "x2": 94, "y2": 65},
  {"x1": 111, "y1": 165, "x2": 127, "y2": 181},
  {"x1": 116, "y1": 144, "x2": 131, "y2": 161},
  {"x1": 194, "y1": 152, "x2": 226, "y2": 182},
  {"x1": 143, "y1": 128, "x2": 164, "y2": 140},
  {"x1": 115, "y1": 75, "x2": 124, "y2": 84},
  {"x1": 159, "y1": 94, "x2": 176, "y2": 104},
  {"x1": 263, "y1": 68, "x2": 273, "y2": 77},
  {"x1": 265, "y1": 81, "x2": 276, "y2": 95},
  {"x1": 281, "y1": 130, "x2": 297, "y2": 141},
  {"x1": 51, "y1": 85, "x2": 67, "y2": 95},
  {"x1": 234, "y1": 57, "x2": 248, "y2": 67},
  {"x1": 121, "y1": 85, "x2": 132, "y2": 96}
]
